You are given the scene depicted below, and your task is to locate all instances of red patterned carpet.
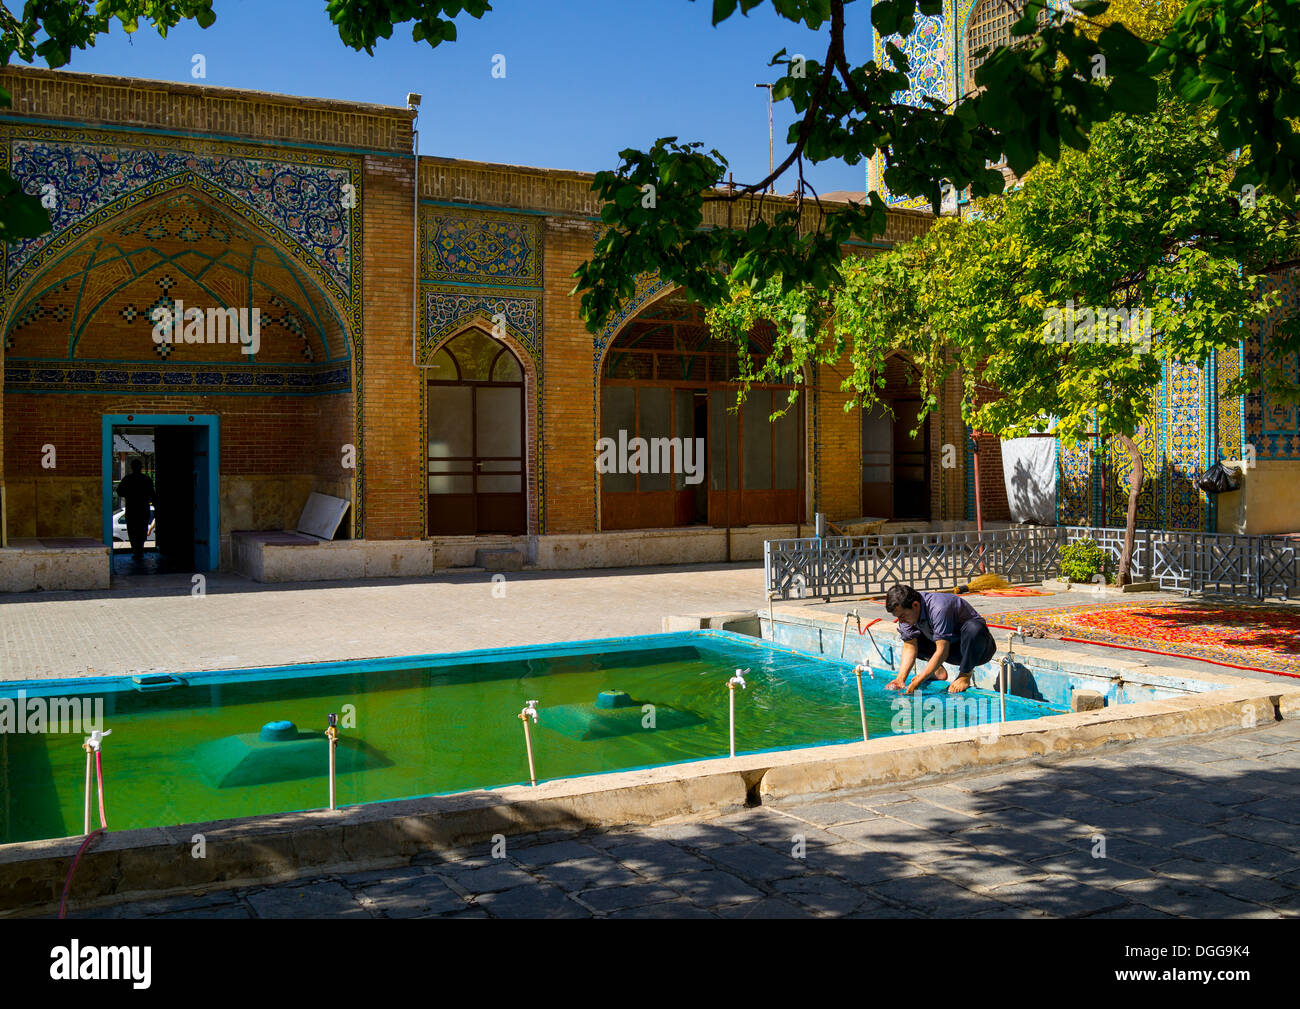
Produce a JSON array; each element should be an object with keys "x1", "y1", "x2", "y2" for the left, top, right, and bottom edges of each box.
[{"x1": 983, "y1": 600, "x2": 1300, "y2": 677}]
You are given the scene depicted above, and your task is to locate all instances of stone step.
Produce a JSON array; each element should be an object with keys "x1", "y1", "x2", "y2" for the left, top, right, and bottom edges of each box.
[{"x1": 474, "y1": 548, "x2": 524, "y2": 572}]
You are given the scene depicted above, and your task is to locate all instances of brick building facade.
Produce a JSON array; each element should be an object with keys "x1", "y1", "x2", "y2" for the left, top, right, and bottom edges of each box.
[{"x1": 0, "y1": 67, "x2": 983, "y2": 587}]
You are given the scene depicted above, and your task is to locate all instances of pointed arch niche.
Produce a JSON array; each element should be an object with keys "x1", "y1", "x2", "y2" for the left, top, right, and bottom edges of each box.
[
  {"x1": 597, "y1": 291, "x2": 806, "y2": 530},
  {"x1": 425, "y1": 326, "x2": 532, "y2": 536}
]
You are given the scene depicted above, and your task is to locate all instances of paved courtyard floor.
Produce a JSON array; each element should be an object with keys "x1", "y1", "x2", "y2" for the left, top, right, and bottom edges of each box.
[
  {"x1": 6, "y1": 562, "x2": 1286, "y2": 686},
  {"x1": 70, "y1": 720, "x2": 1300, "y2": 919},
  {"x1": 0, "y1": 563, "x2": 769, "y2": 681}
]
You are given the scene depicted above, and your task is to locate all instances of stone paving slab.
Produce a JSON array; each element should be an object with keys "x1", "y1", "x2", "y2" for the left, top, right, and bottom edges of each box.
[
  {"x1": 58, "y1": 723, "x2": 1298, "y2": 919},
  {"x1": 355, "y1": 875, "x2": 466, "y2": 918}
]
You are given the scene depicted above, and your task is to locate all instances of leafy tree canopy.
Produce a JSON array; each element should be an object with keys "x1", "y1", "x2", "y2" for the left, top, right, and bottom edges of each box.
[
  {"x1": 704, "y1": 61, "x2": 1300, "y2": 580},
  {"x1": 0, "y1": 0, "x2": 1297, "y2": 338}
]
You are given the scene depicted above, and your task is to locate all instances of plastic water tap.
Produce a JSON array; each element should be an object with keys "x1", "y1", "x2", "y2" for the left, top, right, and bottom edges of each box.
[
  {"x1": 729, "y1": 670, "x2": 748, "y2": 690},
  {"x1": 83, "y1": 728, "x2": 112, "y2": 751},
  {"x1": 519, "y1": 700, "x2": 539, "y2": 723}
]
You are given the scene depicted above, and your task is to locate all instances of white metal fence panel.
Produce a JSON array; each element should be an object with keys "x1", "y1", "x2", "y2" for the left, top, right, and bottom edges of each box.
[{"x1": 766, "y1": 525, "x2": 1300, "y2": 601}]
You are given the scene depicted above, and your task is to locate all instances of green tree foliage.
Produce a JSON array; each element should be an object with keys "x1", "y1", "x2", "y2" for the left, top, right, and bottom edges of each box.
[
  {"x1": 708, "y1": 88, "x2": 1300, "y2": 581},
  {"x1": 324, "y1": 0, "x2": 489, "y2": 51},
  {"x1": 0, "y1": 0, "x2": 217, "y2": 241},
  {"x1": 568, "y1": 0, "x2": 1300, "y2": 334},
  {"x1": 2, "y1": 0, "x2": 1298, "y2": 345},
  {"x1": 1059, "y1": 536, "x2": 1109, "y2": 583}
]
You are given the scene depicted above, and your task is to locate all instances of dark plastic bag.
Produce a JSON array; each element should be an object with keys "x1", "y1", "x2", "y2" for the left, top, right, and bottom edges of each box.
[{"x1": 1196, "y1": 461, "x2": 1243, "y2": 494}]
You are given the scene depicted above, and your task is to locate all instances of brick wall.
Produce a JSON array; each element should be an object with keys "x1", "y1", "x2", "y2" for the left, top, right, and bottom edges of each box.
[
  {"x1": 815, "y1": 362, "x2": 860, "y2": 521},
  {"x1": 973, "y1": 432, "x2": 1010, "y2": 521},
  {"x1": 0, "y1": 69, "x2": 958, "y2": 551},
  {"x1": 2, "y1": 391, "x2": 344, "y2": 538},
  {"x1": 935, "y1": 365, "x2": 965, "y2": 521},
  {"x1": 970, "y1": 383, "x2": 1010, "y2": 522},
  {"x1": 313, "y1": 392, "x2": 356, "y2": 504},
  {"x1": 542, "y1": 217, "x2": 600, "y2": 534},
  {"x1": 0, "y1": 66, "x2": 413, "y2": 153},
  {"x1": 360, "y1": 153, "x2": 421, "y2": 540}
]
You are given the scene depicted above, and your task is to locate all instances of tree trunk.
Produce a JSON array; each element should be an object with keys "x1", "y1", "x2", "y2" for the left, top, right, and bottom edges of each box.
[{"x1": 1115, "y1": 433, "x2": 1143, "y2": 586}]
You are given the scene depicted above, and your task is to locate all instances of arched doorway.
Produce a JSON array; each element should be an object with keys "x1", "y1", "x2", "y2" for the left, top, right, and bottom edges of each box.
[
  {"x1": 426, "y1": 328, "x2": 527, "y2": 535},
  {"x1": 599, "y1": 292, "x2": 804, "y2": 530},
  {"x1": 861, "y1": 356, "x2": 931, "y2": 520},
  {"x1": 2, "y1": 188, "x2": 356, "y2": 573}
]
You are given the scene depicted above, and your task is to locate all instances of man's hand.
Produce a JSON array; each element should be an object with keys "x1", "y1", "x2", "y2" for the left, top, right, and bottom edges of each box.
[{"x1": 888, "y1": 639, "x2": 918, "y2": 692}]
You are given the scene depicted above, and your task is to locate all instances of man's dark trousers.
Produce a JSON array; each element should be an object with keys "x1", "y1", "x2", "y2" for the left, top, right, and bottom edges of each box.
[
  {"x1": 913, "y1": 619, "x2": 997, "y2": 678},
  {"x1": 126, "y1": 511, "x2": 149, "y2": 557}
]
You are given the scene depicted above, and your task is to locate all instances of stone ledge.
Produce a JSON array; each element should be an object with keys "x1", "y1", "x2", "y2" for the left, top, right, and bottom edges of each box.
[
  {"x1": 231, "y1": 528, "x2": 809, "y2": 583},
  {"x1": 0, "y1": 542, "x2": 109, "y2": 592},
  {"x1": 663, "y1": 611, "x2": 761, "y2": 636},
  {"x1": 1041, "y1": 579, "x2": 1159, "y2": 593},
  {"x1": 230, "y1": 533, "x2": 433, "y2": 582},
  {"x1": 756, "y1": 686, "x2": 1299, "y2": 801},
  {"x1": 0, "y1": 764, "x2": 750, "y2": 916}
]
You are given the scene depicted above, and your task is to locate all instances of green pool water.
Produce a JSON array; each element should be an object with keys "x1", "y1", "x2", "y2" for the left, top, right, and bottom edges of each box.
[{"x1": 0, "y1": 631, "x2": 1063, "y2": 844}]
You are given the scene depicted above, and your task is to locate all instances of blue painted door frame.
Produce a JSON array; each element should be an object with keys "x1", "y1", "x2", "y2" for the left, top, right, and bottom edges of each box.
[{"x1": 101, "y1": 413, "x2": 220, "y2": 572}]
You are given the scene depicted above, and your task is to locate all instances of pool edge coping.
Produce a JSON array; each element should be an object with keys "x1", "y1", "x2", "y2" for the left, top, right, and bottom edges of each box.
[{"x1": 4, "y1": 677, "x2": 1298, "y2": 918}]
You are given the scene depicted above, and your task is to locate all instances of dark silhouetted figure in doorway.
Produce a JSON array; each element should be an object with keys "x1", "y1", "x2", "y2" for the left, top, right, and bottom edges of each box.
[{"x1": 116, "y1": 459, "x2": 155, "y2": 561}]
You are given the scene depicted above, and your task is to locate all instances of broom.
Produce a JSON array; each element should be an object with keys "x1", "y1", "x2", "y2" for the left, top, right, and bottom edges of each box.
[{"x1": 951, "y1": 572, "x2": 1011, "y2": 594}]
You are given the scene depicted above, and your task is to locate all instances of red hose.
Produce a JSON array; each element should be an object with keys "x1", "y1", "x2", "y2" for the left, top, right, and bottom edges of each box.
[
  {"x1": 59, "y1": 745, "x2": 110, "y2": 919},
  {"x1": 58, "y1": 829, "x2": 104, "y2": 919},
  {"x1": 96, "y1": 749, "x2": 108, "y2": 830},
  {"x1": 985, "y1": 622, "x2": 1300, "y2": 678}
]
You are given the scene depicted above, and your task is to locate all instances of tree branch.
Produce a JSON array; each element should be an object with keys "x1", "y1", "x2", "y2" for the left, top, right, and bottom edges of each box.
[{"x1": 701, "y1": 0, "x2": 844, "y2": 203}]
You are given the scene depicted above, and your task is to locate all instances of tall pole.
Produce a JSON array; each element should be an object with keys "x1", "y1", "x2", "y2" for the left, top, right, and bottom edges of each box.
[
  {"x1": 972, "y1": 431, "x2": 986, "y2": 574},
  {"x1": 755, "y1": 83, "x2": 774, "y2": 193}
]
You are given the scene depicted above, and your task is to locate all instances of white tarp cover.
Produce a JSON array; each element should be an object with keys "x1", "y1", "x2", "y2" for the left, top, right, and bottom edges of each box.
[{"x1": 1000, "y1": 436, "x2": 1057, "y2": 524}]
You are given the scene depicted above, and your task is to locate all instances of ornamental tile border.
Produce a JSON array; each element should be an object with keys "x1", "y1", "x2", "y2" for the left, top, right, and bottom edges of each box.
[
  {"x1": 2, "y1": 128, "x2": 361, "y2": 305},
  {"x1": 419, "y1": 206, "x2": 541, "y2": 288},
  {"x1": 421, "y1": 287, "x2": 540, "y2": 362}
]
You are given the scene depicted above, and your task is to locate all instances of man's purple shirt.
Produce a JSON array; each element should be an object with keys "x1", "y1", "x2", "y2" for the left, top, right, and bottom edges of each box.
[{"x1": 896, "y1": 591, "x2": 985, "y2": 644}]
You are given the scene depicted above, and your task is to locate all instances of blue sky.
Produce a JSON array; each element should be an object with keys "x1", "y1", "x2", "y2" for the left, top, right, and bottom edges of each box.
[{"x1": 54, "y1": 0, "x2": 874, "y2": 194}]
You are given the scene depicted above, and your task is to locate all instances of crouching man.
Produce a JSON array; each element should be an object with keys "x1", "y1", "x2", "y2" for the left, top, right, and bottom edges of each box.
[{"x1": 883, "y1": 583, "x2": 997, "y2": 694}]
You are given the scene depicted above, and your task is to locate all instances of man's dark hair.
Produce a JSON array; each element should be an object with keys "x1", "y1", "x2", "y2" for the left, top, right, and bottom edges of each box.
[
  {"x1": 885, "y1": 584, "x2": 922, "y2": 614},
  {"x1": 130, "y1": 459, "x2": 143, "y2": 473}
]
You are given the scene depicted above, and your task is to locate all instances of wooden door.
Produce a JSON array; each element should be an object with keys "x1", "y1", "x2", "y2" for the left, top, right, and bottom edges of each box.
[{"x1": 427, "y1": 369, "x2": 526, "y2": 535}]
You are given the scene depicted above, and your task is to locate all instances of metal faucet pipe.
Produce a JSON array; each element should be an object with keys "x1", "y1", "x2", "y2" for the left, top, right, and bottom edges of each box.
[
  {"x1": 1000, "y1": 626, "x2": 1024, "y2": 723},
  {"x1": 82, "y1": 728, "x2": 111, "y2": 834},
  {"x1": 852, "y1": 664, "x2": 870, "y2": 742},
  {"x1": 326, "y1": 713, "x2": 339, "y2": 811},
  {"x1": 519, "y1": 700, "x2": 539, "y2": 786},
  {"x1": 727, "y1": 670, "x2": 748, "y2": 758}
]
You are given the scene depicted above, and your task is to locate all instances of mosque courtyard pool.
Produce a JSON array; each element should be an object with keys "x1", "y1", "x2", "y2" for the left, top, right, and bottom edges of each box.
[{"x1": 0, "y1": 631, "x2": 1065, "y2": 844}]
